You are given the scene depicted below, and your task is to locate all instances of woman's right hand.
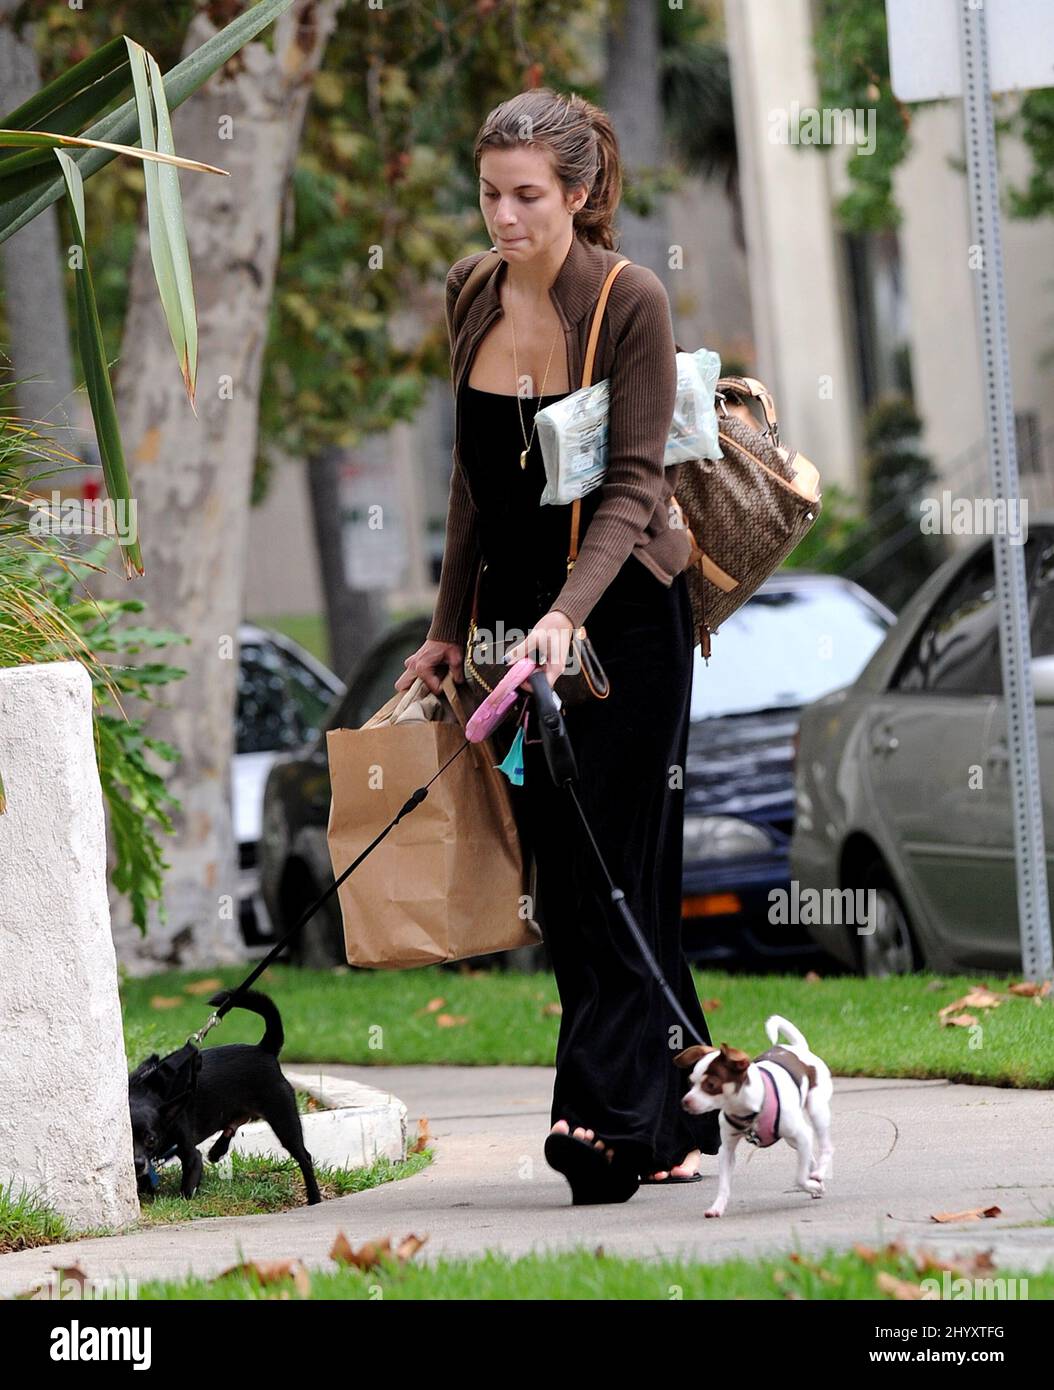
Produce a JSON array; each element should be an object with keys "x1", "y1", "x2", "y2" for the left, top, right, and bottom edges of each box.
[{"x1": 394, "y1": 639, "x2": 464, "y2": 695}]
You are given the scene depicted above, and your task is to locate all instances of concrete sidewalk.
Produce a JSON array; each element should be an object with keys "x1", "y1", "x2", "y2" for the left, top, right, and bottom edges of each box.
[{"x1": 2, "y1": 1067, "x2": 1053, "y2": 1296}]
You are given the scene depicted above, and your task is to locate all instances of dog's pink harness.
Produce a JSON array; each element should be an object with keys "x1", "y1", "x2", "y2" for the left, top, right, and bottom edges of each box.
[
  {"x1": 728, "y1": 1065, "x2": 782, "y2": 1148},
  {"x1": 726, "y1": 1049, "x2": 813, "y2": 1148}
]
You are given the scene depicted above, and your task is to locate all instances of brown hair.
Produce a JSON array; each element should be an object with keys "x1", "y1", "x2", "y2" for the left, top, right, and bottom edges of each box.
[{"x1": 473, "y1": 88, "x2": 623, "y2": 251}]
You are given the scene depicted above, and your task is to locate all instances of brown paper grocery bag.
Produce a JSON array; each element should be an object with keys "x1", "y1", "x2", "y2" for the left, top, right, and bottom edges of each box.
[{"x1": 325, "y1": 671, "x2": 540, "y2": 968}]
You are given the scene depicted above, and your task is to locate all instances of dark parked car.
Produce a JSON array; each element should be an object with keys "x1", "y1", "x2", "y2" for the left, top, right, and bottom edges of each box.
[
  {"x1": 681, "y1": 572, "x2": 893, "y2": 965},
  {"x1": 259, "y1": 572, "x2": 893, "y2": 970}
]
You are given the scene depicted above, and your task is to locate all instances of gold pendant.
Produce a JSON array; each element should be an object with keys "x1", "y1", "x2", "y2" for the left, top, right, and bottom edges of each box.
[{"x1": 519, "y1": 449, "x2": 528, "y2": 470}]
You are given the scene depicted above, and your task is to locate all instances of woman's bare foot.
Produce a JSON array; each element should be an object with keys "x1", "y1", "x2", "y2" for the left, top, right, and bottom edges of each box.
[
  {"x1": 549, "y1": 1118, "x2": 616, "y2": 1162},
  {"x1": 545, "y1": 1119, "x2": 639, "y2": 1205},
  {"x1": 647, "y1": 1148, "x2": 702, "y2": 1182}
]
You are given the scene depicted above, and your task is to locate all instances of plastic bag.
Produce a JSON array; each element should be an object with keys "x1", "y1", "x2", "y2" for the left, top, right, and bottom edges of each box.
[{"x1": 535, "y1": 347, "x2": 723, "y2": 506}]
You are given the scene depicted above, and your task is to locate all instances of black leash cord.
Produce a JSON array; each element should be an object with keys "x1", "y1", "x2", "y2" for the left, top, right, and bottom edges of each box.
[{"x1": 190, "y1": 737, "x2": 473, "y2": 1045}]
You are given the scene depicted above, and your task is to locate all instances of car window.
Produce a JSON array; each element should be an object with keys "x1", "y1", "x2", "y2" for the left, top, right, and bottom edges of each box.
[
  {"x1": 893, "y1": 535, "x2": 1045, "y2": 695},
  {"x1": 236, "y1": 642, "x2": 330, "y2": 753},
  {"x1": 1029, "y1": 534, "x2": 1054, "y2": 658},
  {"x1": 282, "y1": 652, "x2": 339, "y2": 743},
  {"x1": 689, "y1": 585, "x2": 890, "y2": 720}
]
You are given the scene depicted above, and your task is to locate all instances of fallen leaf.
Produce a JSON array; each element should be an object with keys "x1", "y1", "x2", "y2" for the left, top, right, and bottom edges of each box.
[
  {"x1": 938, "y1": 989, "x2": 1004, "y2": 1019},
  {"x1": 940, "y1": 1012, "x2": 978, "y2": 1028},
  {"x1": 541, "y1": 1002, "x2": 562, "y2": 1017},
  {"x1": 701, "y1": 998, "x2": 722, "y2": 1011},
  {"x1": 330, "y1": 1234, "x2": 391, "y2": 1270},
  {"x1": 913, "y1": 1247, "x2": 997, "y2": 1278},
  {"x1": 930, "y1": 1205, "x2": 1002, "y2": 1223},
  {"x1": 212, "y1": 1258, "x2": 311, "y2": 1296},
  {"x1": 852, "y1": 1243, "x2": 878, "y2": 1263},
  {"x1": 1009, "y1": 980, "x2": 1052, "y2": 997},
  {"x1": 417, "y1": 997, "x2": 446, "y2": 1015},
  {"x1": 183, "y1": 977, "x2": 224, "y2": 996},
  {"x1": 877, "y1": 1271, "x2": 928, "y2": 1300},
  {"x1": 961, "y1": 989, "x2": 1003, "y2": 1009},
  {"x1": 149, "y1": 996, "x2": 182, "y2": 1010},
  {"x1": 804, "y1": 971, "x2": 822, "y2": 983},
  {"x1": 409, "y1": 1117, "x2": 431, "y2": 1154},
  {"x1": 394, "y1": 1233, "x2": 429, "y2": 1263},
  {"x1": 330, "y1": 1232, "x2": 427, "y2": 1269},
  {"x1": 435, "y1": 1013, "x2": 468, "y2": 1027}
]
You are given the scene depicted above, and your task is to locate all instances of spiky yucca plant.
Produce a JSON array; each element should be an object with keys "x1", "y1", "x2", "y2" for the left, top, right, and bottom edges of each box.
[{"x1": 0, "y1": 378, "x2": 186, "y2": 929}]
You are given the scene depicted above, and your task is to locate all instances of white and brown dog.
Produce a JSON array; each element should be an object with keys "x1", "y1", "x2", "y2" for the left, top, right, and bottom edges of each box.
[{"x1": 674, "y1": 1015, "x2": 833, "y2": 1218}]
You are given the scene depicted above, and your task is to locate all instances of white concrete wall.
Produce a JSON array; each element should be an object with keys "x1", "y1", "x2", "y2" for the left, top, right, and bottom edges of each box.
[{"x1": 0, "y1": 662, "x2": 139, "y2": 1231}]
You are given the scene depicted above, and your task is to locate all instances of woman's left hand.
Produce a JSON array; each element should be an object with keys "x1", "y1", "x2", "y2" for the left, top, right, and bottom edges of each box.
[{"x1": 504, "y1": 609, "x2": 574, "y2": 689}]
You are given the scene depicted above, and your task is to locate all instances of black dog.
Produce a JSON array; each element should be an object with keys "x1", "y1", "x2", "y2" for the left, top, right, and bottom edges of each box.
[{"x1": 128, "y1": 988, "x2": 322, "y2": 1205}]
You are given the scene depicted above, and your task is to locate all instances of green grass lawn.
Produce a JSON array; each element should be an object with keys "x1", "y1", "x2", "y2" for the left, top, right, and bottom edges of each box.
[
  {"x1": 124, "y1": 1243, "x2": 1054, "y2": 1301},
  {"x1": 120, "y1": 964, "x2": 1054, "y2": 1087}
]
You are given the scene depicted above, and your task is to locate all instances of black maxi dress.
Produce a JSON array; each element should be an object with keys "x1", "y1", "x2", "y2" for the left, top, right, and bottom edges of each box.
[{"x1": 460, "y1": 383, "x2": 720, "y2": 1176}]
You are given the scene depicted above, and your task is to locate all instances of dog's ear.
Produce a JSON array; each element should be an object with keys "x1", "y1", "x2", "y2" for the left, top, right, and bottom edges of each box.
[
  {"x1": 719, "y1": 1043, "x2": 751, "y2": 1072},
  {"x1": 672, "y1": 1044, "x2": 712, "y2": 1070},
  {"x1": 128, "y1": 1054, "x2": 163, "y2": 1087}
]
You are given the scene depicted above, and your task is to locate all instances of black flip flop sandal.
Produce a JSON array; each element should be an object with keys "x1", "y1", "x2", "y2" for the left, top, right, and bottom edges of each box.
[
  {"x1": 544, "y1": 1132, "x2": 640, "y2": 1206},
  {"x1": 638, "y1": 1172, "x2": 704, "y2": 1185}
]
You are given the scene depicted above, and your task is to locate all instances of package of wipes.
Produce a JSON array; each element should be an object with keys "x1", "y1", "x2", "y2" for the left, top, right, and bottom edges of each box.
[{"x1": 536, "y1": 348, "x2": 723, "y2": 506}]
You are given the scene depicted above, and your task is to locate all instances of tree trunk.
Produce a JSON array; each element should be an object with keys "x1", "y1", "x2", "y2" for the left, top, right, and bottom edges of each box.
[
  {"x1": 605, "y1": 0, "x2": 671, "y2": 286},
  {"x1": 100, "y1": 0, "x2": 344, "y2": 971},
  {"x1": 0, "y1": 0, "x2": 81, "y2": 483},
  {"x1": 306, "y1": 444, "x2": 386, "y2": 684}
]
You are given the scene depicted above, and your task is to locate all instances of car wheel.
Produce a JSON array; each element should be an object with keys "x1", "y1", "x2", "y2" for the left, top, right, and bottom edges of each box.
[
  {"x1": 280, "y1": 866, "x2": 347, "y2": 969},
  {"x1": 858, "y1": 860, "x2": 919, "y2": 977}
]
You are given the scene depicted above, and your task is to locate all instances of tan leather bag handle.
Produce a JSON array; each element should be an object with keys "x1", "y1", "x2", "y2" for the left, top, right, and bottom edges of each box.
[{"x1": 567, "y1": 258, "x2": 631, "y2": 573}]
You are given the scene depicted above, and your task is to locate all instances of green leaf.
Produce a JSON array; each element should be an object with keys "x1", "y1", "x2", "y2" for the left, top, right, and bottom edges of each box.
[
  {"x1": 125, "y1": 38, "x2": 199, "y2": 408},
  {"x1": 54, "y1": 148, "x2": 143, "y2": 579},
  {"x1": 0, "y1": 0, "x2": 295, "y2": 245}
]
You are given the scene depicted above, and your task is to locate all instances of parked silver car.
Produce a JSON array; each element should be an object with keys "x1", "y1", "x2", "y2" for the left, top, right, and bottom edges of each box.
[{"x1": 790, "y1": 519, "x2": 1054, "y2": 975}]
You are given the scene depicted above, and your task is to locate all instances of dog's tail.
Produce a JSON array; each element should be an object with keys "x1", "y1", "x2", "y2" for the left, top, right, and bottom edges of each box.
[
  {"x1": 765, "y1": 1014, "x2": 808, "y2": 1050},
  {"x1": 208, "y1": 989, "x2": 284, "y2": 1056}
]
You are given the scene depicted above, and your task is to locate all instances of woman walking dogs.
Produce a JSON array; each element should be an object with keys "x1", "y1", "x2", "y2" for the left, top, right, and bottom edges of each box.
[{"x1": 395, "y1": 88, "x2": 720, "y2": 1204}]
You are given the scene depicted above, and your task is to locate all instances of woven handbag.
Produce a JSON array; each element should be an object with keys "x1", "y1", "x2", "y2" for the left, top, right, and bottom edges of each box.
[{"x1": 670, "y1": 375, "x2": 822, "y2": 660}]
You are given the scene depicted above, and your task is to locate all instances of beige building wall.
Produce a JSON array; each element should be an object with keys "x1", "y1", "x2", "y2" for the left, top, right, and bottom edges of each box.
[
  {"x1": 723, "y1": 0, "x2": 861, "y2": 494},
  {"x1": 895, "y1": 99, "x2": 1054, "y2": 510}
]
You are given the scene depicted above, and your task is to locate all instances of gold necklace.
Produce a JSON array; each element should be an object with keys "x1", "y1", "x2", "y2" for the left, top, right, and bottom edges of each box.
[{"x1": 508, "y1": 293, "x2": 562, "y2": 470}]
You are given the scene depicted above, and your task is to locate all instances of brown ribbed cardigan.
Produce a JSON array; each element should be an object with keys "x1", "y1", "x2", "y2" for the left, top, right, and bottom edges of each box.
[{"x1": 426, "y1": 232, "x2": 693, "y2": 644}]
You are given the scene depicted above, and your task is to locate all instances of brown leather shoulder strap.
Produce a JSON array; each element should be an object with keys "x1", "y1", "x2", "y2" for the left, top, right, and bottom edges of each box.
[{"x1": 567, "y1": 258, "x2": 632, "y2": 573}]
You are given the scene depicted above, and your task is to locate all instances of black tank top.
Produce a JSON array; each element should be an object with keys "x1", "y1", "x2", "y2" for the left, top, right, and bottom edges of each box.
[{"x1": 460, "y1": 384, "x2": 604, "y2": 625}]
